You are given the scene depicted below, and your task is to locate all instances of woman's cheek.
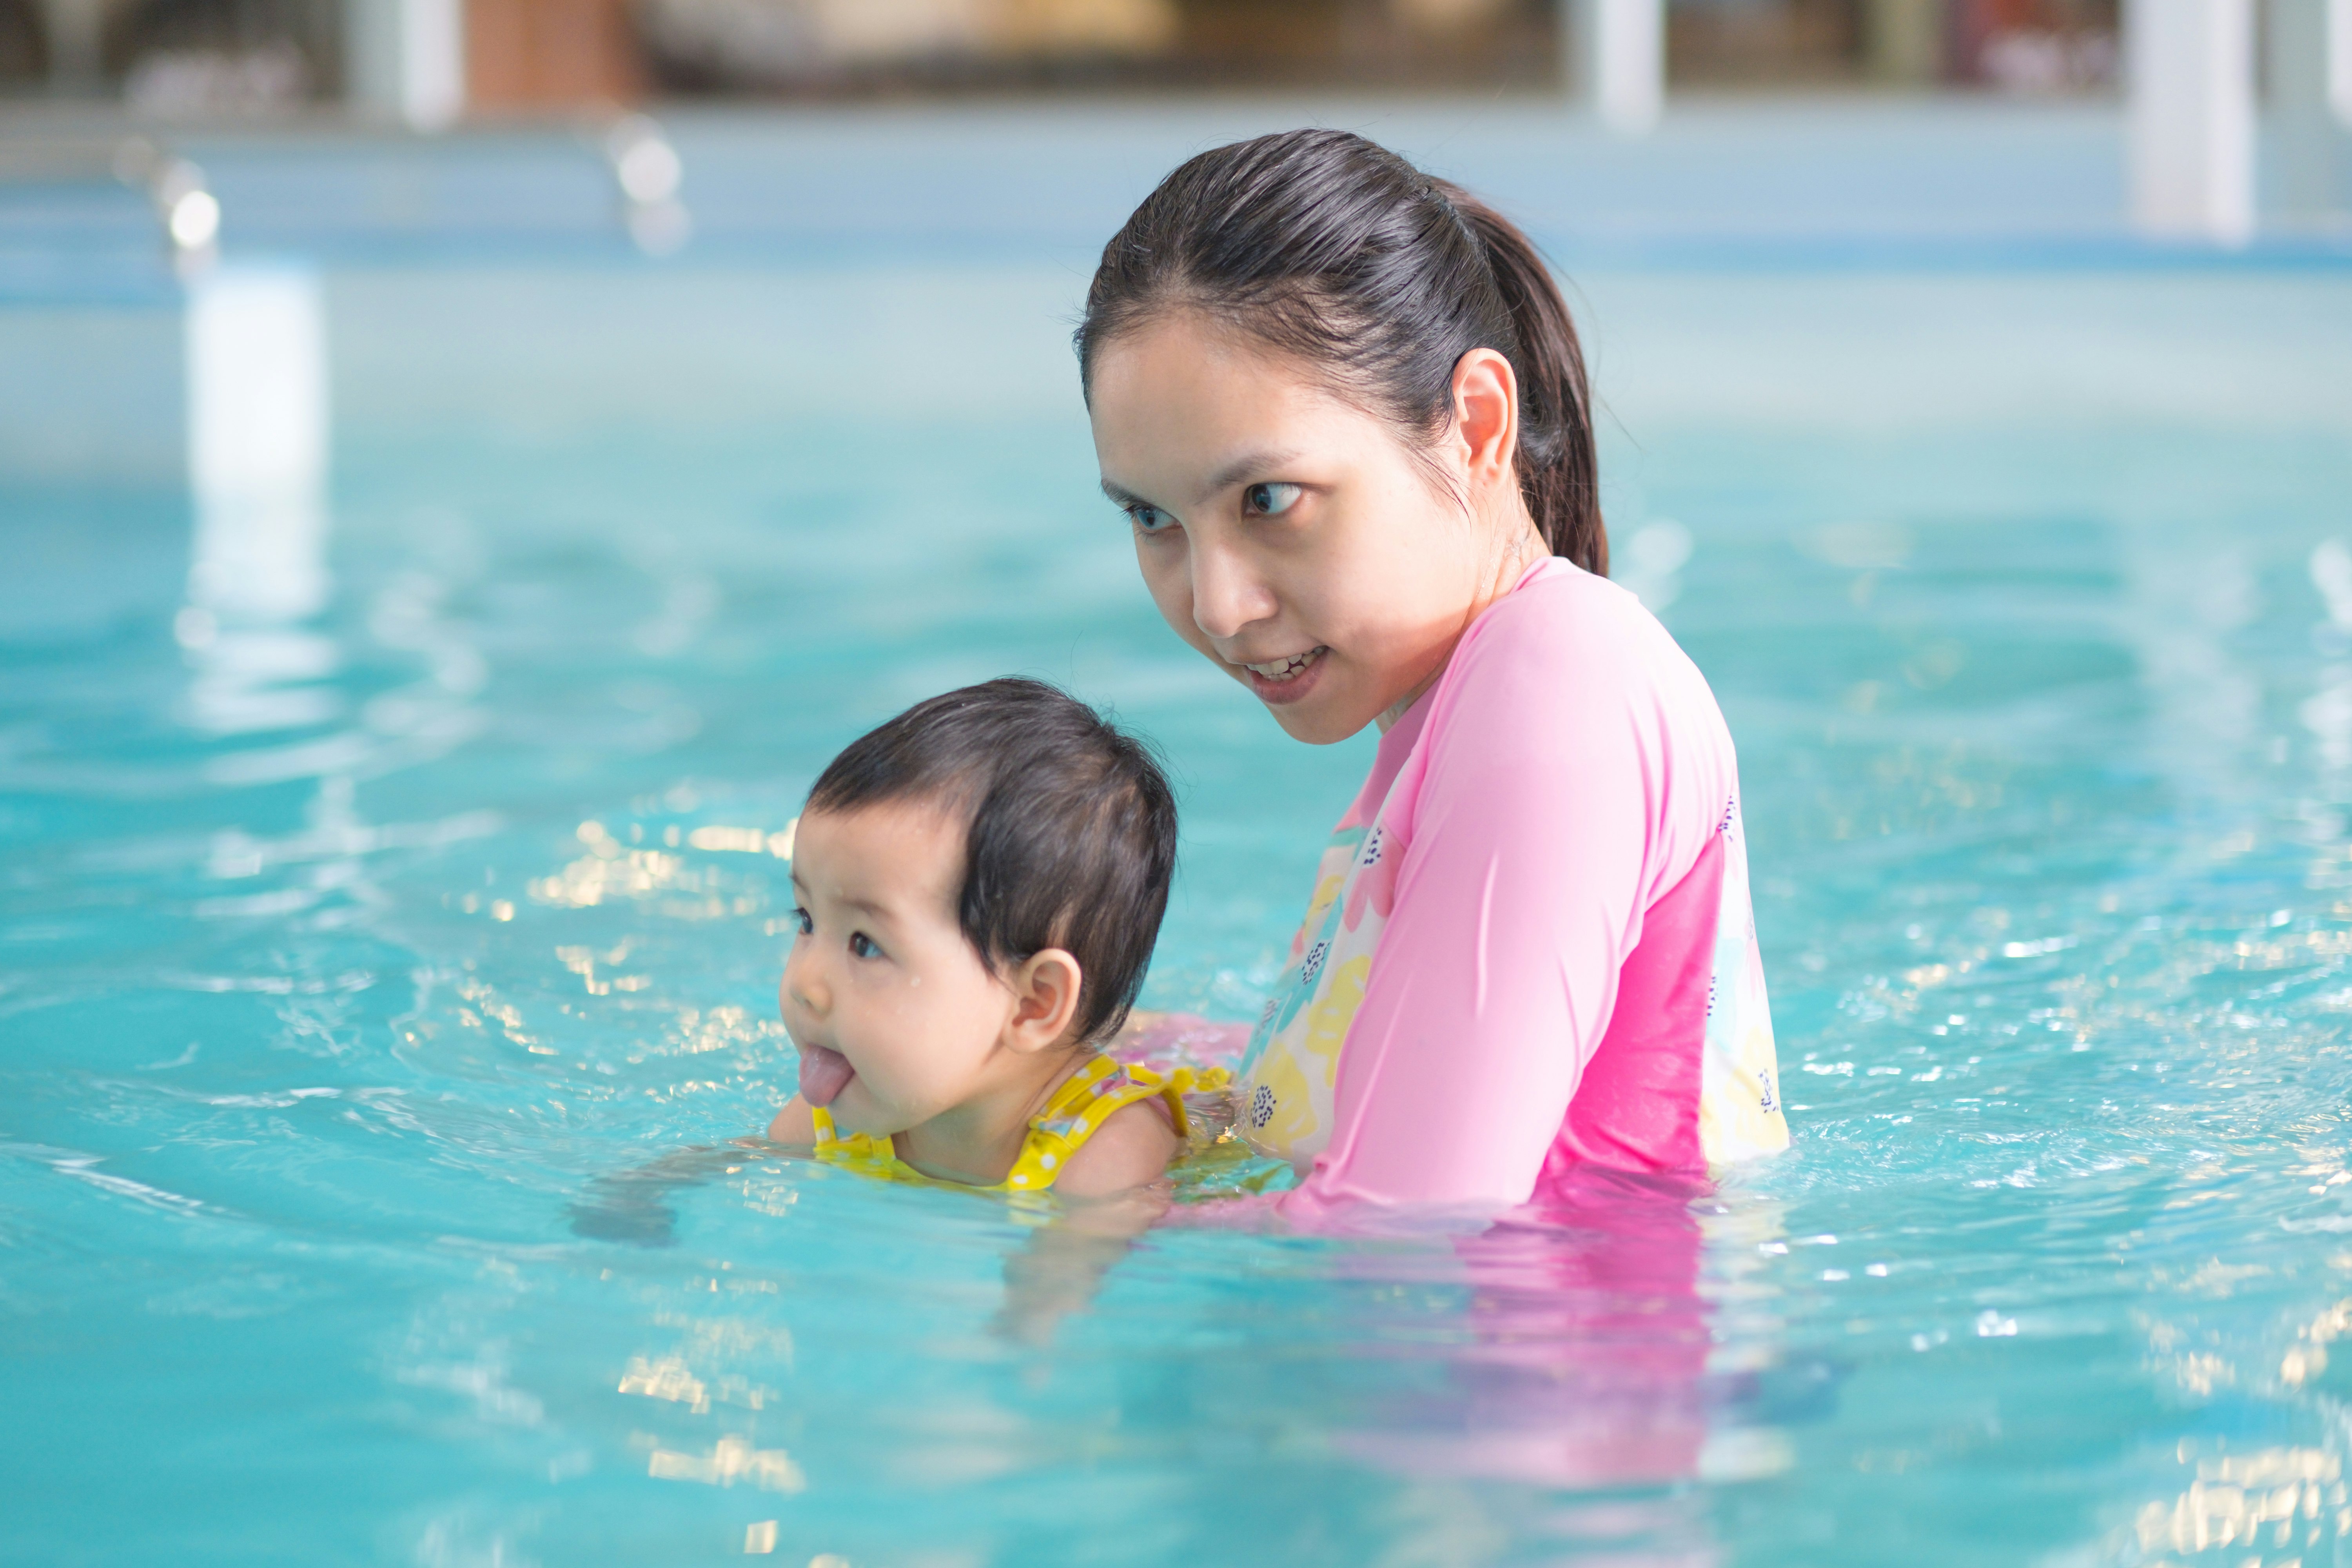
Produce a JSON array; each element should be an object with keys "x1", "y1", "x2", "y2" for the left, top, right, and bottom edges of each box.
[{"x1": 1141, "y1": 555, "x2": 1217, "y2": 662}]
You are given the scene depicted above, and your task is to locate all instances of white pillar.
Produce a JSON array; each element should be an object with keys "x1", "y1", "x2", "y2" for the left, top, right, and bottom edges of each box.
[
  {"x1": 185, "y1": 267, "x2": 330, "y2": 625},
  {"x1": 2124, "y1": 0, "x2": 2256, "y2": 243},
  {"x1": 2270, "y1": 0, "x2": 2350, "y2": 220},
  {"x1": 1572, "y1": 0, "x2": 1664, "y2": 136},
  {"x1": 2332, "y1": 0, "x2": 2352, "y2": 126},
  {"x1": 345, "y1": 0, "x2": 465, "y2": 131}
]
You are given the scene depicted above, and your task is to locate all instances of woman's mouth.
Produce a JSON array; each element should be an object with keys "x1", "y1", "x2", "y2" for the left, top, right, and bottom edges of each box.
[
  {"x1": 1238, "y1": 647, "x2": 1327, "y2": 704},
  {"x1": 797, "y1": 1043, "x2": 855, "y2": 1107}
]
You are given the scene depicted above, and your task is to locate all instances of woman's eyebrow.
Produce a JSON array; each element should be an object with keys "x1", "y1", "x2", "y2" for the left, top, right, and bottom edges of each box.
[
  {"x1": 1204, "y1": 448, "x2": 1301, "y2": 495},
  {"x1": 1102, "y1": 449, "x2": 1303, "y2": 512}
]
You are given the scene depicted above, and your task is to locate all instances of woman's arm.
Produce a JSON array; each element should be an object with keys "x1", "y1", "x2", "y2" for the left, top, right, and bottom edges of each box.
[{"x1": 1108, "y1": 1010, "x2": 1252, "y2": 1068}]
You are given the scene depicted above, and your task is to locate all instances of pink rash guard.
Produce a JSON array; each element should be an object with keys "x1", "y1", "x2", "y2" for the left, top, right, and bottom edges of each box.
[{"x1": 1231, "y1": 555, "x2": 1789, "y2": 1218}]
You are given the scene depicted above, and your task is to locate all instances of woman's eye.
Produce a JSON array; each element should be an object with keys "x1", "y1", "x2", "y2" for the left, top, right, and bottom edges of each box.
[
  {"x1": 790, "y1": 907, "x2": 813, "y2": 936},
  {"x1": 1243, "y1": 482, "x2": 1303, "y2": 517},
  {"x1": 848, "y1": 932, "x2": 881, "y2": 960},
  {"x1": 1127, "y1": 505, "x2": 1175, "y2": 535}
]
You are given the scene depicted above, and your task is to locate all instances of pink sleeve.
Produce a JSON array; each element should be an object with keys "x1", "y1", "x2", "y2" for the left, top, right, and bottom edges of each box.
[{"x1": 1281, "y1": 578, "x2": 1713, "y2": 1218}]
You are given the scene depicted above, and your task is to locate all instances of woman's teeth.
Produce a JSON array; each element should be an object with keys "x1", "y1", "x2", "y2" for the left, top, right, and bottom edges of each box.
[{"x1": 1243, "y1": 649, "x2": 1324, "y2": 681}]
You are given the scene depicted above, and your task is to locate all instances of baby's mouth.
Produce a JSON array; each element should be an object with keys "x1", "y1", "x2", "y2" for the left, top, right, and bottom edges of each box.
[{"x1": 797, "y1": 1043, "x2": 855, "y2": 1107}]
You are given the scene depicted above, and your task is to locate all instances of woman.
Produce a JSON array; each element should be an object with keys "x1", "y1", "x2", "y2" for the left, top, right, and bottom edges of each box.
[{"x1": 1084, "y1": 129, "x2": 1788, "y2": 1220}]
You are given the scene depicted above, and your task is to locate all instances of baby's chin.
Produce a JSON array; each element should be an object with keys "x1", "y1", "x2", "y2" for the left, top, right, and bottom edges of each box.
[{"x1": 825, "y1": 1081, "x2": 909, "y2": 1138}]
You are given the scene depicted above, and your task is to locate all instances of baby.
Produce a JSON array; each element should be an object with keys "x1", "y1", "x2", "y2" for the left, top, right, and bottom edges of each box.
[{"x1": 766, "y1": 678, "x2": 1212, "y2": 1197}]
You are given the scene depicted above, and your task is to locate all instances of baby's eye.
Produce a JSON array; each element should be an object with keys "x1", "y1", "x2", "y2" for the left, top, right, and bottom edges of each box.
[
  {"x1": 789, "y1": 906, "x2": 813, "y2": 936},
  {"x1": 1126, "y1": 504, "x2": 1175, "y2": 535},
  {"x1": 848, "y1": 931, "x2": 882, "y2": 960},
  {"x1": 1243, "y1": 482, "x2": 1303, "y2": 517}
]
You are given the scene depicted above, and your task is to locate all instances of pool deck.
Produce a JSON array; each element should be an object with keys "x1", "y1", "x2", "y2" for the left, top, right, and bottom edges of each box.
[{"x1": 1, "y1": 94, "x2": 2348, "y2": 300}]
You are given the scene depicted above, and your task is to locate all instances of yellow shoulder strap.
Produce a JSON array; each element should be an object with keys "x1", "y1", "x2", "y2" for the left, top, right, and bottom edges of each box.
[
  {"x1": 999, "y1": 1057, "x2": 1233, "y2": 1191},
  {"x1": 808, "y1": 1102, "x2": 918, "y2": 1184},
  {"x1": 810, "y1": 1060, "x2": 1237, "y2": 1193}
]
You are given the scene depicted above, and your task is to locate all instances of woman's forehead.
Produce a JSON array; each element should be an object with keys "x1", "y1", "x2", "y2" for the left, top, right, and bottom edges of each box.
[
  {"x1": 1089, "y1": 324, "x2": 1378, "y2": 495},
  {"x1": 1092, "y1": 314, "x2": 1286, "y2": 405}
]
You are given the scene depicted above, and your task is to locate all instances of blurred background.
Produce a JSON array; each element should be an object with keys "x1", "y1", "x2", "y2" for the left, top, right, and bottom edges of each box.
[
  {"x1": 0, "y1": 0, "x2": 2127, "y2": 114},
  {"x1": 0, "y1": 0, "x2": 2343, "y2": 283}
]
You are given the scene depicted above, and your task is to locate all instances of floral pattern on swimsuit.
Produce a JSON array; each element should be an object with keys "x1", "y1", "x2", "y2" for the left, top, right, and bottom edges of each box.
[
  {"x1": 1699, "y1": 792, "x2": 1789, "y2": 1166},
  {"x1": 1235, "y1": 807, "x2": 1392, "y2": 1171},
  {"x1": 1235, "y1": 776, "x2": 1788, "y2": 1176}
]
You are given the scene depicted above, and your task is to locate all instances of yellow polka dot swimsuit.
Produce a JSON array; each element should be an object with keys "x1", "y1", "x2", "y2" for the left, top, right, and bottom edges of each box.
[{"x1": 806, "y1": 1054, "x2": 1227, "y2": 1192}]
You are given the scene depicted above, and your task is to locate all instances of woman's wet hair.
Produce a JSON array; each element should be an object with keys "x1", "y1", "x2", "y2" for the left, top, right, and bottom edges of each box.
[
  {"x1": 1076, "y1": 127, "x2": 1606, "y2": 575},
  {"x1": 805, "y1": 678, "x2": 1176, "y2": 1046}
]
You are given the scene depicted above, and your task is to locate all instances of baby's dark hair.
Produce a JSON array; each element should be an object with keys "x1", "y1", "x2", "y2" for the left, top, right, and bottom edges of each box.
[{"x1": 804, "y1": 678, "x2": 1176, "y2": 1046}]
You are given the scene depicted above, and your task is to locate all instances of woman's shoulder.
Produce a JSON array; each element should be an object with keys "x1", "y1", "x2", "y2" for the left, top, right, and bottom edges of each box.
[
  {"x1": 1403, "y1": 555, "x2": 1737, "y2": 838},
  {"x1": 1448, "y1": 557, "x2": 1716, "y2": 722},
  {"x1": 1478, "y1": 557, "x2": 1668, "y2": 656},
  {"x1": 1398, "y1": 557, "x2": 1739, "y2": 887}
]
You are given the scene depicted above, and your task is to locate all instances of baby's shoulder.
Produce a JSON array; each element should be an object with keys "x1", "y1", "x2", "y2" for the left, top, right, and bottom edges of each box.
[
  {"x1": 766, "y1": 1094, "x2": 817, "y2": 1147},
  {"x1": 1053, "y1": 1094, "x2": 1179, "y2": 1198}
]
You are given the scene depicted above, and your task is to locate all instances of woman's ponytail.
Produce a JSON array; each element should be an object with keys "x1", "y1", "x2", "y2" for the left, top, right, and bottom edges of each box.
[
  {"x1": 1439, "y1": 186, "x2": 1606, "y2": 576},
  {"x1": 1078, "y1": 129, "x2": 1608, "y2": 577}
]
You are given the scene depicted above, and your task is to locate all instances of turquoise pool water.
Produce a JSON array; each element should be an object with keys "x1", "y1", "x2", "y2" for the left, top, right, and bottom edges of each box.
[{"x1": 7, "y1": 230, "x2": 2352, "y2": 1563}]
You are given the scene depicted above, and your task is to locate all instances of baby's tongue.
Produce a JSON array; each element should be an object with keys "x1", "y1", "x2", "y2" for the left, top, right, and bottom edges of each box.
[{"x1": 797, "y1": 1044, "x2": 855, "y2": 1108}]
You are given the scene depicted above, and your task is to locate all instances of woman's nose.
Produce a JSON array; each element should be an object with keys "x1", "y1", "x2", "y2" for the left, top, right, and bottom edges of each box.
[{"x1": 1189, "y1": 535, "x2": 1274, "y2": 642}]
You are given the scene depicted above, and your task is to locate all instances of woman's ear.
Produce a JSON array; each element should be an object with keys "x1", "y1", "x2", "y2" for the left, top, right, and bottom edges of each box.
[
  {"x1": 1003, "y1": 949, "x2": 1085, "y2": 1055},
  {"x1": 1449, "y1": 347, "x2": 1520, "y2": 489}
]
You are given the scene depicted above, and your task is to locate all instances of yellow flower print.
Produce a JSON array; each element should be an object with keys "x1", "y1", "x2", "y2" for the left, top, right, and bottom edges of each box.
[
  {"x1": 1304, "y1": 956, "x2": 1370, "y2": 1069},
  {"x1": 1252, "y1": 956, "x2": 1371, "y2": 1157}
]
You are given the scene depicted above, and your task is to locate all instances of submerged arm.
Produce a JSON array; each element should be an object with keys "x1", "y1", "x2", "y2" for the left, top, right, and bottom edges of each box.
[
  {"x1": 994, "y1": 1181, "x2": 1170, "y2": 1344},
  {"x1": 567, "y1": 1138, "x2": 779, "y2": 1246},
  {"x1": 993, "y1": 1096, "x2": 1179, "y2": 1340}
]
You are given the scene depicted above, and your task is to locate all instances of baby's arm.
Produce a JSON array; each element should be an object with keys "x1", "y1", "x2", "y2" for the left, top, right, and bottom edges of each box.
[
  {"x1": 569, "y1": 1139, "x2": 766, "y2": 1245},
  {"x1": 996, "y1": 1133, "x2": 1172, "y2": 1343},
  {"x1": 764, "y1": 1094, "x2": 817, "y2": 1147}
]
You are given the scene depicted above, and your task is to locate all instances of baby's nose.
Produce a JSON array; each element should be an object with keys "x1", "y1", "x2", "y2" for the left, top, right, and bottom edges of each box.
[{"x1": 780, "y1": 954, "x2": 826, "y2": 1018}]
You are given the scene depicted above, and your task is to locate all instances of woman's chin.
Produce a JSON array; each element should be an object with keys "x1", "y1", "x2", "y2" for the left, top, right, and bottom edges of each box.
[{"x1": 1262, "y1": 686, "x2": 1378, "y2": 745}]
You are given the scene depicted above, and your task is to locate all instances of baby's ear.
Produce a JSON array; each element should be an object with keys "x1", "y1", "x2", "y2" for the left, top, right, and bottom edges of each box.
[{"x1": 1004, "y1": 948, "x2": 1085, "y2": 1056}]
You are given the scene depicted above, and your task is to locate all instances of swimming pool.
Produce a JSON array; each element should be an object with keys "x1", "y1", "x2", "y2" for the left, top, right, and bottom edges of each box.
[{"x1": 7, "y1": 110, "x2": 2352, "y2": 1566}]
